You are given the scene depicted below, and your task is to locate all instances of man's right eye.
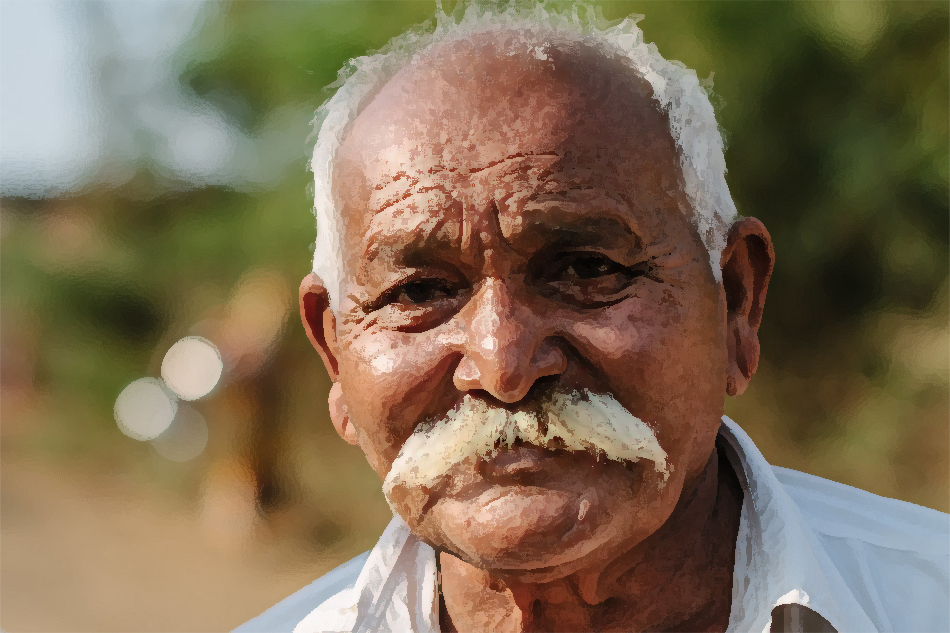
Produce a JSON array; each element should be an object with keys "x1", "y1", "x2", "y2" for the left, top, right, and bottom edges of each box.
[{"x1": 368, "y1": 274, "x2": 470, "y2": 331}]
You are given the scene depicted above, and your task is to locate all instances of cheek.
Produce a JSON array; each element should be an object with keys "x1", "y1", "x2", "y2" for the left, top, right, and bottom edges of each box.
[
  {"x1": 570, "y1": 288, "x2": 700, "y2": 381},
  {"x1": 565, "y1": 286, "x2": 723, "y2": 462},
  {"x1": 339, "y1": 327, "x2": 460, "y2": 467}
]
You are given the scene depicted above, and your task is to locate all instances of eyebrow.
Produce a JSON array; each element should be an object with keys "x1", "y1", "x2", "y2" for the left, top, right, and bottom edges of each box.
[
  {"x1": 360, "y1": 187, "x2": 461, "y2": 267},
  {"x1": 502, "y1": 189, "x2": 644, "y2": 252}
]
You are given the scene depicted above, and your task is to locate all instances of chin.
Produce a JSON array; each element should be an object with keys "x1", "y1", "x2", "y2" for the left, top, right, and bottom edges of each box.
[{"x1": 415, "y1": 483, "x2": 627, "y2": 576}]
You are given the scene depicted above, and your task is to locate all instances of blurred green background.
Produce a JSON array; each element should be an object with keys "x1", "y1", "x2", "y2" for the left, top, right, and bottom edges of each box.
[{"x1": 1, "y1": 1, "x2": 947, "y2": 631}]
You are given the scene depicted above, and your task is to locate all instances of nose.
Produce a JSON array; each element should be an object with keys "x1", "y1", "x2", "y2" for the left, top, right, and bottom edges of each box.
[{"x1": 453, "y1": 279, "x2": 567, "y2": 403}]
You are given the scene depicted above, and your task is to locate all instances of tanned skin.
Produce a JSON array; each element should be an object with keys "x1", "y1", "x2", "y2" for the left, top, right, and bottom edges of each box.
[{"x1": 300, "y1": 33, "x2": 774, "y2": 632}]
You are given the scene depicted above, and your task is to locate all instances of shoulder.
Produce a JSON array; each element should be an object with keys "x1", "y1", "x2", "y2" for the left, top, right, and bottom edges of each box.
[
  {"x1": 775, "y1": 466, "x2": 950, "y2": 632},
  {"x1": 773, "y1": 466, "x2": 949, "y2": 554},
  {"x1": 233, "y1": 551, "x2": 370, "y2": 633}
]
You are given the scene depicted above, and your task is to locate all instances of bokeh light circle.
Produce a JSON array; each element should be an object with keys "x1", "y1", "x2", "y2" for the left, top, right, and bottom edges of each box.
[
  {"x1": 161, "y1": 336, "x2": 223, "y2": 401},
  {"x1": 114, "y1": 377, "x2": 178, "y2": 441},
  {"x1": 151, "y1": 404, "x2": 209, "y2": 462}
]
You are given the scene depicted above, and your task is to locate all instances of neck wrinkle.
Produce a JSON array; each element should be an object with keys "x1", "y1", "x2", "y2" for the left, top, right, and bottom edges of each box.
[{"x1": 577, "y1": 444, "x2": 735, "y2": 630}]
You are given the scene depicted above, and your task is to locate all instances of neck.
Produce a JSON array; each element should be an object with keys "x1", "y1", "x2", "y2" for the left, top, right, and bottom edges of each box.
[{"x1": 438, "y1": 445, "x2": 744, "y2": 633}]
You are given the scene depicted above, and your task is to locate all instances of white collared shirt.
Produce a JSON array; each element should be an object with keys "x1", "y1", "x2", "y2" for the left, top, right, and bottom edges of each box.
[{"x1": 241, "y1": 417, "x2": 949, "y2": 633}]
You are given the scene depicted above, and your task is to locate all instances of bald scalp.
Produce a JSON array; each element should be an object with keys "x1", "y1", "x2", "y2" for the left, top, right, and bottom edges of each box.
[{"x1": 341, "y1": 33, "x2": 676, "y2": 177}]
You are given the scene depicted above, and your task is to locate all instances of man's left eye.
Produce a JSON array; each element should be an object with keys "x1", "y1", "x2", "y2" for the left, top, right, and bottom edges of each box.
[
  {"x1": 564, "y1": 254, "x2": 627, "y2": 280},
  {"x1": 535, "y1": 251, "x2": 645, "y2": 307},
  {"x1": 395, "y1": 278, "x2": 455, "y2": 305}
]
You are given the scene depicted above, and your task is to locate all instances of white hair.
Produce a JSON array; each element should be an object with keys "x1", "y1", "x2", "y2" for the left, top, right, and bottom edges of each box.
[{"x1": 310, "y1": 2, "x2": 737, "y2": 311}]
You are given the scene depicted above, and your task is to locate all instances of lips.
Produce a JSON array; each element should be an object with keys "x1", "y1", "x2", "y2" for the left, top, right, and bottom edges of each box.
[
  {"x1": 481, "y1": 441, "x2": 602, "y2": 484},
  {"x1": 483, "y1": 444, "x2": 551, "y2": 478}
]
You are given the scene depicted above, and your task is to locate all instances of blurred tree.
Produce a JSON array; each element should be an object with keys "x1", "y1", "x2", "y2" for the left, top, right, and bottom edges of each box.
[
  {"x1": 181, "y1": 0, "x2": 949, "y2": 509},
  {"x1": 1, "y1": 2, "x2": 946, "y2": 552}
]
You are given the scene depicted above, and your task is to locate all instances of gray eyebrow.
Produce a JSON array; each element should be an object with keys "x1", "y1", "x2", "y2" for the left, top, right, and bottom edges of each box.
[
  {"x1": 499, "y1": 190, "x2": 644, "y2": 251},
  {"x1": 360, "y1": 193, "x2": 460, "y2": 267}
]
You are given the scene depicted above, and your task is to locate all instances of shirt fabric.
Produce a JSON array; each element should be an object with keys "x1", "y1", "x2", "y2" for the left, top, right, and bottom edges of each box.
[{"x1": 236, "y1": 417, "x2": 950, "y2": 633}]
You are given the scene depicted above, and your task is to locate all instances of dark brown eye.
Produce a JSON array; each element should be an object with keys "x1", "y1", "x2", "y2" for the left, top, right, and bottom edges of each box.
[
  {"x1": 368, "y1": 273, "x2": 469, "y2": 332},
  {"x1": 534, "y1": 251, "x2": 645, "y2": 308},
  {"x1": 396, "y1": 278, "x2": 454, "y2": 305},
  {"x1": 565, "y1": 254, "x2": 626, "y2": 280}
]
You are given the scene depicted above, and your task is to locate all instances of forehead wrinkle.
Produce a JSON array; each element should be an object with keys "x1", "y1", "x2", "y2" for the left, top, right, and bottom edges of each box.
[
  {"x1": 357, "y1": 153, "x2": 565, "y2": 257},
  {"x1": 356, "y1": 158, "x2": 651, "y2": 267},
  {"x1": 454, "y1": 151, "x2": 561, "y2": 177},
  {"x1": 363, "y1": 152, "x2": 562, "y2": 193},
  {"x1": 369, "y1": 182, "x2": 447, "y2": 218}
]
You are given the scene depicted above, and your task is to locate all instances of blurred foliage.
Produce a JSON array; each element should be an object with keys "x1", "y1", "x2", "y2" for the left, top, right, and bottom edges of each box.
[{"x1": 1, "y1": 0, "x2": 947, "y2": 568}]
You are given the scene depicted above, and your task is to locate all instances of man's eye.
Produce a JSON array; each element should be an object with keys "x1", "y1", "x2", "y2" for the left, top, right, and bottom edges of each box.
[
  {"x1": 564, "y1": 254, "x2": 626, "y2": 280},
  {"x1": 363, "y1": 274, "x2": 468, "y2": 332},
  {"x1": 535, "y1": 251, "x2": 645, "y2": 307},
  {"x1": 395, "y1": 278, "x2": 455, "y2": 305}
]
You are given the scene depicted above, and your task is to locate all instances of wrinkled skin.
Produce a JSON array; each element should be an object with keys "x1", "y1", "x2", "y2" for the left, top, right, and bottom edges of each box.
[{"x1": 301, "y1": 34, "x2": 773, "y2": 632}]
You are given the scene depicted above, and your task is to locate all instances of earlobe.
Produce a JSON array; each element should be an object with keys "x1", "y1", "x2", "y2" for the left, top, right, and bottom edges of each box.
[
  {"x1": 721, "y1": 218, "x2": 774, "y2": 396},
  {"x1": 329, "y1": 382, "x2": 359, "y2": 445},
  {"x1": 726, "y1": 319, "x2": 760, "y2": 396}
]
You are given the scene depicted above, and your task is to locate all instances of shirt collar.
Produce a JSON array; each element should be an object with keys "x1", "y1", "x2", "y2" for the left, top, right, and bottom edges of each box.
[
  {"x1": 720, "y1": 416, "x2": 876, "y2": 633},
  {"x1": 294, "y1": 516, "x2": 438, "y2": 633},
  {"x1": 296, "y1": 417, "x2": 878, "y2": 632}
]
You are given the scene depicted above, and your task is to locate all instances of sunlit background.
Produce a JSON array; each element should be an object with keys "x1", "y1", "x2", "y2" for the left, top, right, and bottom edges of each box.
[{"x1": 1, "y1": 1, "x2": 947, "y2": 631}]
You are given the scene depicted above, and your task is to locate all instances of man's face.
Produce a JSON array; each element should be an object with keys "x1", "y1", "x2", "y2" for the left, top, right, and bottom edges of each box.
[{"x1": 327, "y1": 37, "x2": 729, "y2": 577}]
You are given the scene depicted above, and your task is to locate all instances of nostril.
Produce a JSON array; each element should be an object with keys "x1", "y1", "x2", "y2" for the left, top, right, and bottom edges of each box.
[
  {"x1": 484, "y1": 369, "x2": 534, "y2": 404},
  {"x1": 538, "y1": 345, "x2": 568, "y2": 376},
  {"x1": 495, "y1": 381, "x2": 529, "y2": 404},
  {"x1": 526, "y1": 374, "x2": 560, "y2": 401},
  {"x1": 459, "y1": 375, "x2": 561, "y2": 411},
  {"x1": 500, "y1": 373, "x2": 562, "y2": 406}
]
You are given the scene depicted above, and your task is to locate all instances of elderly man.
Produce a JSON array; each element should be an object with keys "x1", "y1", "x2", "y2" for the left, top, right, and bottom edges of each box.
[{"x1": 238, "y1": 5, "x2": 948, "y2": 633}]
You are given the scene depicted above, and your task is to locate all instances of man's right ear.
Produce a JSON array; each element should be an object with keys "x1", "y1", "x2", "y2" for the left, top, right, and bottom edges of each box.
[
  {"x1": 300, "y1": 274, "x2": 358, "y2": 445},
  {"x1": 299, "y1": 273, "x2": 339, "y2": 382}
]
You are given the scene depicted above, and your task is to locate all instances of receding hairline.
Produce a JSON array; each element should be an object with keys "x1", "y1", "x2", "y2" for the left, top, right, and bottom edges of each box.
[
  {"x1": 339, "y1": 32, "x2": 677, "y2": 176},
  {"x1": 310, "y1": 6, "x2": 737, "y2": 311}
]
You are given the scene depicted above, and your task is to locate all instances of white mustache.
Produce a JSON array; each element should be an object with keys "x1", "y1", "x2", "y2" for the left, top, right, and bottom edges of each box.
[{"x1": 383, "y1": 389, "x2": 669, "y2": 520}]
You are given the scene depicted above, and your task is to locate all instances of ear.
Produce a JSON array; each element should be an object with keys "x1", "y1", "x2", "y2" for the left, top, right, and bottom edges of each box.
[
  {"x1": 300, "y1": 274, "x2": 359, "y2": 445},
  {"x1": 300, "y1": 273, "x2": 340, "y2": 380},
  {"x1": 720, "y1": 218, "x2": 774, "y2": 396}
]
